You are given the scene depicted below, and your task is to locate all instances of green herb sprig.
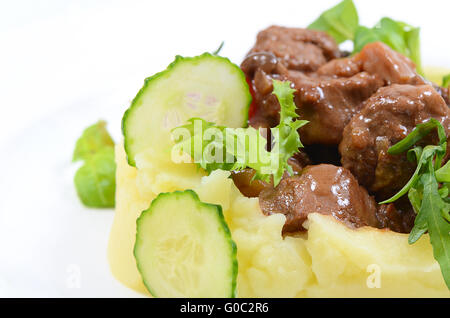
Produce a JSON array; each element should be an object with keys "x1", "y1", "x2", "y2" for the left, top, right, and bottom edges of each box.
[
  {"x1": 380, "y1": 119, "x2": 450, "y2": 289},
  {"x1": 173, "y1": 80, "x2": 308, "y2": 186},
  {"x1": 308, "y1": 0, "x2": 423, "y2": 74},
  {"x1": 307, "y1": 0, "x2": 359, "y2": 44}
]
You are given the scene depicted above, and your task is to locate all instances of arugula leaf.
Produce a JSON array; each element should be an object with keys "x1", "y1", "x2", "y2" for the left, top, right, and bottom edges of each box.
[
  {"x1": 172, "y1": 80, "x2": 308, "y2": 186},
  {"x1": 380, "y1": 120, "x2": 450, "y2": 289},
  {"x1": 438, "y1": 185, "x2": 449, "y2": 199},
  {"x1": 353, "y1": 18, "x2": 423, "y2": 74},
  {"x1": 73, "y1": 120, "x2": 116, "y2": 208},
  {"x1": 381, "y1": 145, "x2": 441, "y2": 205},
  {"x1": 74, "y1": 147, "x2": 116, "y2": 208},
  {"x1": 436, "y1": 161, "x2": 450, "y2": 183},
  {"x1": 307, "y1": 0, "x2": 359, "y2": 44},
  {"x1": 419, "y1": 164, "x2": 450, "y2": 288},
  {"x1": 73, "y1": 120, "x2": 114, "y2": 162},
  {"x1": 381, "y1": 119, "x2": 446, "y2": 205},
  {"x1": 387, "y1": 119, "x2": 445, "y2": 155},
  {"x1": 443, "y1": 74, "x2": 450, "y2": 88},
  {"x1": 408, "y1": 185, "x2": 427, "y2": 244}
]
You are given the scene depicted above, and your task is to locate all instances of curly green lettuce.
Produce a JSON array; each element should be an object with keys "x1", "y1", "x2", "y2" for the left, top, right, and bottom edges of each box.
[{"x1": 172, "y1": 80, "x2": 308, "y2": 186}]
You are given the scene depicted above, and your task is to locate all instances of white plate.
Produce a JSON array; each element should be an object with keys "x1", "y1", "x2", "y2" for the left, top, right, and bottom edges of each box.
[
  {"x1": 1, "y1": 0, "x2": 449, "y2": 297},
  {"x1": 0, "y1": 101, "x2": 142, "y2": 297}
]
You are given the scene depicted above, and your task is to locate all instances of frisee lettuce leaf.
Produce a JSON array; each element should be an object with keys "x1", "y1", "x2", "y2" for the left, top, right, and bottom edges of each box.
[
  {"x1": 172, "y1": 80, "x2": 308, "y2": 186},
  {"x1": 309, "y1": 0, "x2": 423, "y2": 74},
  {"x1": 73, "y1": 120, "x2": 116, "y2": 208},
  {"x1": 380, "y1": 119, "x2": 450, "y2": 289},
  {"x1": 271, "y1": 80, "x2": 309, "y2": 185},
  {"x1": 308, "y1": 0, "x2": 359, "y2": 44},
  {"x1": 174, "y1": 118, "x2": 273, "y2": 181}
]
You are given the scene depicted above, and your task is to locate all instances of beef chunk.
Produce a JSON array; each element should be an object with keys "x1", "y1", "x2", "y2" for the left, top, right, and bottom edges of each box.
[
  {"x1": 291, "y1": 71, "x2": 383, "y2": 144},
  {"x1": 339, "y1": 84, "x2": 450, "y2": 200},
  {"x1": 290, "y1": 42, "x2": 426, "y2": 145},
  {"x1": 241, "y1": 51, "x2": 289, "y2": 128},
  {"x1": 442, "y1": 87, "x2": 450, "y2": 105},
  {"x1": 259, "y1": 164, "x2": 379, "y2": 233},
  {"x1": 354, "y1": 42, "x2": 424, "y2": 85},
  {"x1": 316, "y1": 57, "x2": 361, "y2": 77},
  {"x1": 231, "y1": 152, "x2": 311, "y2": 198},
  {"x1": 291, "y1": 40, "x2": 427, "y2": 144},
  {"x1": 248, "y1": 25, "x2": 341, "y2": 72},
  {"x1": 244, "y1": 34, "x2": 424, "y2": 145},
  {"x1": 231, "y1": 169, "x2": 271, "y2": 198},
  {"x1": 431, "y1": 82, "x2": 450, "y2": 106},
  {"x1": 243, "y1": 54, "x2": 384, "y2": 141},
  {"x1": 376, "y1": 198, "x2": 416, "y2": 234}
]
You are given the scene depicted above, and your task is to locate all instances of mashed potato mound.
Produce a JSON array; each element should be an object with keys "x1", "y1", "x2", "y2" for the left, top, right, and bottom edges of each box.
[{"x1": 108, "y1": 144, "x2": 449, "y2": 297}]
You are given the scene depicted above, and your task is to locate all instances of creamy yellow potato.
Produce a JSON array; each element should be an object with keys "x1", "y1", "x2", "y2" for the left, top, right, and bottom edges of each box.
[{"x1": 108, "y1": 144, "x2": 449, "y2": 297}]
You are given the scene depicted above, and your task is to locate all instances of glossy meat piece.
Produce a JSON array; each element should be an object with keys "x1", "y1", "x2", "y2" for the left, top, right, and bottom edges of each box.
[
  {"x1": 442, "y1": 87, "x2": 450, "y2": 105},
  {"x1": 241, "y1": 52, "x2": 288, "y2": 128},
  {"x1": 340, "y1": 84, "x2": 450, "y2": 200},
  {"x1": 354, "y1": 42, "x2": 424, "y2": 85},
  {"x1": 291, "y1": 71, "x2": 383, "y2": 145},
  {"x1": 289, "y1": 43, "x2": 423, "y2": 145},
  {"x1": 248, "y1": 26, "x2": 341, "y2": 72},
  {"x1": 231, "y1": 169, "x2": 270, "y2": 198},
  {"x1": 376, "y1": 198, "x2": 416, "y2": 234},
  {"x1": 244, "y1": 55, "x2": 384, "y2": 139},
  {"x1": 316, "y1": 57, "x2": 361, "y2": 77},
  {"x1": 244, "y1": 38, "x2": 425, "y2": 145},
  {"x1": 259, "y1": 164, "x2": 378, "y2": 233},
  {"x1": 231, "y1": 152, "x2": 311, "y2": 198},
  {"x1": 432, "y1": 83, "x2": 450, "y2": 106}
]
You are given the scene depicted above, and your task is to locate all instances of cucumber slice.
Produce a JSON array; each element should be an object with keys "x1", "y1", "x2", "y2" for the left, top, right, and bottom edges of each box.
[
  {"x1": 134, "y1": 190, "x2": 238, "y2": 298},
  {"x1": 122, "y1": 53, "x2": 251, "y2": 166}
]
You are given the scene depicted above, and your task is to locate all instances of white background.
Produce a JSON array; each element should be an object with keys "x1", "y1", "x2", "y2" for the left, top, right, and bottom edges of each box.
[{"x1": 0, "y1": 0, "x2": 449, "y2": 297}]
